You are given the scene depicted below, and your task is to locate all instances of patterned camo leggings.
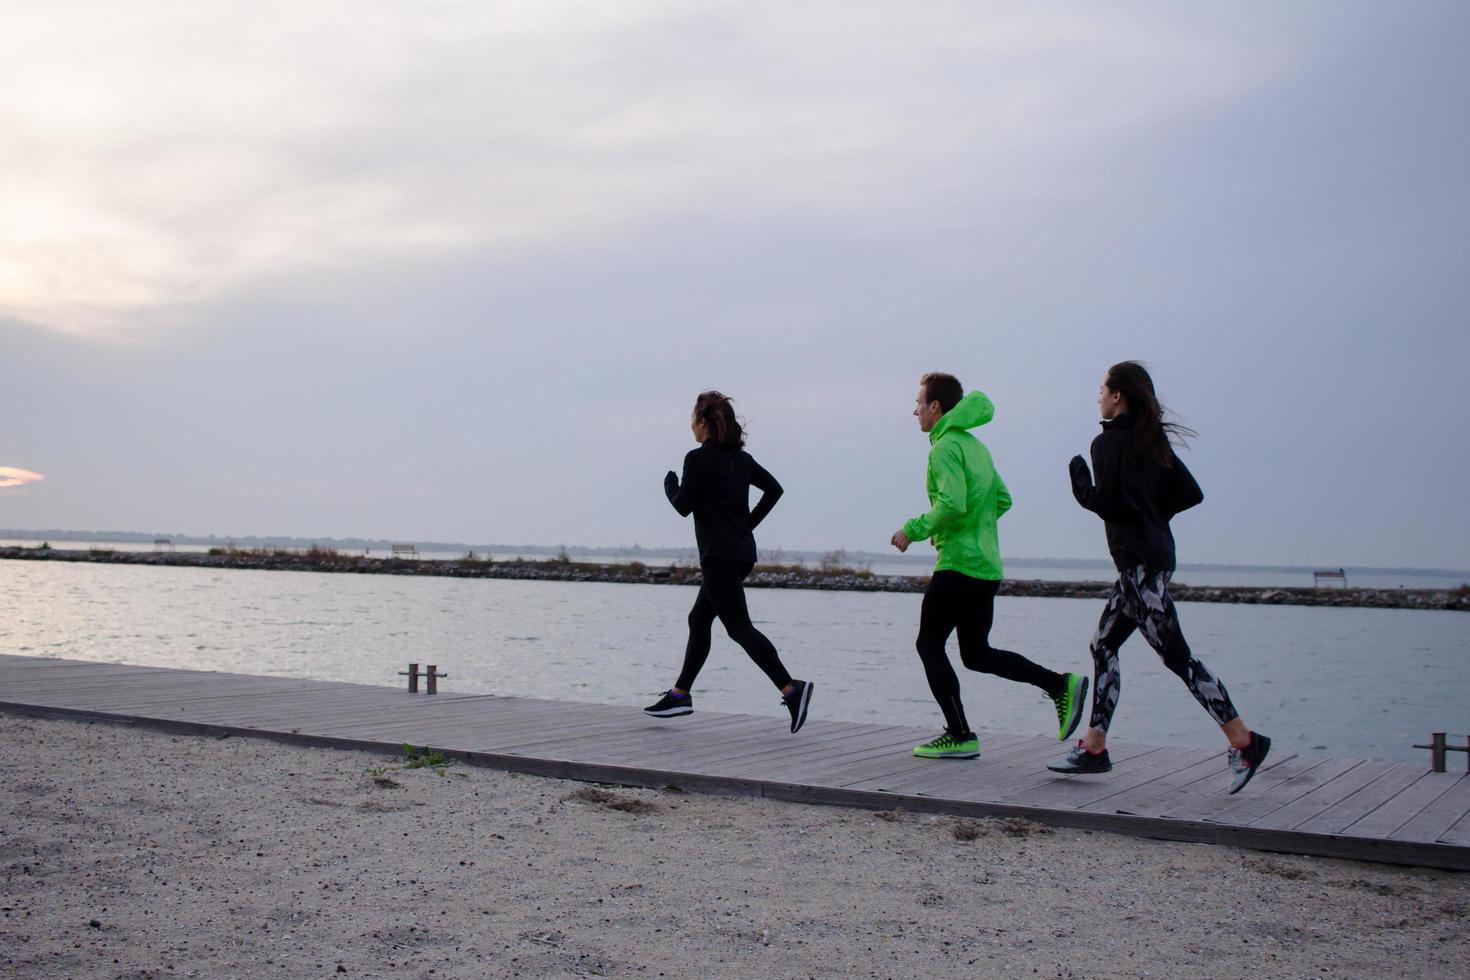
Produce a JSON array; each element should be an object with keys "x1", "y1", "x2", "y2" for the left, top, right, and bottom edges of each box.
[{"x1": 1089, "y1": 567, "x2": 1240, "y2": 733}]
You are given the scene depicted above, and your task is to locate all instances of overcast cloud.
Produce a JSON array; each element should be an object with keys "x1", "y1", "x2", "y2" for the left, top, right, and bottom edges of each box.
[{"x1": 4, "y1": 1, "x2": 1467, "y2": 568}]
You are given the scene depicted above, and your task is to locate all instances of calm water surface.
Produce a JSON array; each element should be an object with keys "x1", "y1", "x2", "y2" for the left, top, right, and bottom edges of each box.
[{"x1": 2, "y1": 560, "x2": 1465, "y2": 763}]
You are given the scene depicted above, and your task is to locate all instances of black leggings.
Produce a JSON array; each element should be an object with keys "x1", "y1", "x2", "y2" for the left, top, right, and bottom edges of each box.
[
  {"x1": 916, "y1": 571, "x2": 1065, "y2": 735},
  {"x1": 1088, "y1": 567, "x2": 1239, "y2": 732},
  {"x1": 676, "y1": 561, "x2": 792, "y2": 692}
]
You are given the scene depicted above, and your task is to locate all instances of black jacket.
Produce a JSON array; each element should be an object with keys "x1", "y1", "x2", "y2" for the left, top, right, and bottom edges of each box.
[
  {"x1": 1070, "y1": 415, "x2": 1203, "y2": 572},
  {"x1": 665, "y1": 443, "x2": 783, "y2": 564}
]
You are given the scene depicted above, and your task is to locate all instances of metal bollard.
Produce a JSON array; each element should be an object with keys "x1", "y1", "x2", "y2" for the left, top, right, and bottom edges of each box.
[
  {"x1": 397, "y1": 663, "x2": 449, "y2": 694},
  {"x1": 1412, "y1": 732, "x2": 1470, "y2": 773}
]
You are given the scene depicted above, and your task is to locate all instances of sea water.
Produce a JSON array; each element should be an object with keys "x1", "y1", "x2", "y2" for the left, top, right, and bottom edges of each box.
[{"x1": 2, "y1": 559, "x2": 1465, "y2": 763}]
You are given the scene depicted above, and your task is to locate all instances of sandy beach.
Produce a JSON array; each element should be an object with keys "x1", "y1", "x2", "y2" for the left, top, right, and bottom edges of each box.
[{"x1": 2, "y1": 712, "x2": 1465, "y2": 979}]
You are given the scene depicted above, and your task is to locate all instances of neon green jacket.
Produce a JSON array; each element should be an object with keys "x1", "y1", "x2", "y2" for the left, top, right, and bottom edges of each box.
[{"x1": 903, "y1": 390, "x2": 1011, "y2": 580}]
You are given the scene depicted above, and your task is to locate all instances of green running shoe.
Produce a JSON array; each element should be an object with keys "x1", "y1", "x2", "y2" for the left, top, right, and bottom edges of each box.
[
  {"x1": 912, "y1": 731, "x2": 980, "y2": 759},
  {"x1": 1052, "y1": 673, "x2": 1089, "y2": 741}
]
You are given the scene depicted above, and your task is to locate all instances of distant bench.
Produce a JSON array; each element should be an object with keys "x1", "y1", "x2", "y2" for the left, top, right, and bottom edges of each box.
[
  {"x1": 1313, "y1": 568, "x2": 1347, "y2": 588},
  {"x1": 391, "y1": 544, "x2": 419, "y2": 559}
]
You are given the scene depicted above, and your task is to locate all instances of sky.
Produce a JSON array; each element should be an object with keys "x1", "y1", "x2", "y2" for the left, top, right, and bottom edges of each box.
[{"x1": 3, "y1": 1, "x2": 1468, "y2": 568}]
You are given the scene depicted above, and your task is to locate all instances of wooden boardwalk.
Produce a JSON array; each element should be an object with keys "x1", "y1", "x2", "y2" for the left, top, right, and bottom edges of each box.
[{"x1": 3, "y1": 654, "x2": 1467, "y2": 871}]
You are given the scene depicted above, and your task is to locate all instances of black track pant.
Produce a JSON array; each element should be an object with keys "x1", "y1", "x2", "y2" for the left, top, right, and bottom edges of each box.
[
  {"x1": 916, "y1": 571, "x2": 1066, "y2": 735},
  {"x1": 676, "y1": 560, "x2": 793, "y2": 692},
  {"x1": 1088, "y1": 567, "x2": 1240, "y2": 732}
]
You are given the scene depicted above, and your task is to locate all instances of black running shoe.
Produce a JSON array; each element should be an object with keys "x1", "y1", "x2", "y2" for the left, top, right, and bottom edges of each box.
[
  {"x1": 1047, "y1": 741, "x2": 1113, "y2": 774},
  {"x1": 643, "y1": 690, "x2": 693, "y2": 718},
  {"x1": 782, "y1": 680, "x2": 813, "y2": 733},
  {"x1": 1227, "y1": 732, "x2": 1271, "y2": 794}
]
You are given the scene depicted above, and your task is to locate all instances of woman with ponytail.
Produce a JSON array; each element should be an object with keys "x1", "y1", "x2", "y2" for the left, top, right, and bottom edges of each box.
[
  {"x1": 646, "y1": 391, "x2": 813, "y2": 733},
  {"x1": 1050, "y1": 362, "x2": 1271, "y2": 793}
]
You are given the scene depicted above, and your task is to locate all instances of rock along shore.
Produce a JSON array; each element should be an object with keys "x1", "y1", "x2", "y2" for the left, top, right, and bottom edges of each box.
[{"x1": 4, "y1": 546, "x2": 1465, "y2": 611}]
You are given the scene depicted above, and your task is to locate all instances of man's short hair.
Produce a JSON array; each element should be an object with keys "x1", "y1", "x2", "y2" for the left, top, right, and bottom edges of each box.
[{"x1": 919, "y1": 372, "x2": 963, "y2": 413}]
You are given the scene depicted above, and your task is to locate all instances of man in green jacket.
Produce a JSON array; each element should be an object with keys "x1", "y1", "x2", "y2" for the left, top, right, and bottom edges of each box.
[{"x1": 892, "y1": 372, "x2": 1088, "y2": 759}]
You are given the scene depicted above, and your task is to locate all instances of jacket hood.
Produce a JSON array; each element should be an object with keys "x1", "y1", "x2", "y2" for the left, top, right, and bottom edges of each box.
[{"x1": 930, "y1": 390, "x2": 995, "y2": 443}]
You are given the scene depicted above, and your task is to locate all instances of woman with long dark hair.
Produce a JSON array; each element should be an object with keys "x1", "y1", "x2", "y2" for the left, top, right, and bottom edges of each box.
[
  {"x1": 1050, "y1": 362, "x2": 1270, "y2": 793},
  {"x1": 645, "y1": 391, "x2": 813, "y2": 733}
]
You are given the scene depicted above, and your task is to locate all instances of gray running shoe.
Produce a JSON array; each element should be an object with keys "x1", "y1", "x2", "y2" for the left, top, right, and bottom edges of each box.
[
  {"x1": 1047, "y1": 742, "x2": 1112, "y2": 774},
  {"x1": 1227, "y1": 733, "x2": 1271, "y2": 794}
]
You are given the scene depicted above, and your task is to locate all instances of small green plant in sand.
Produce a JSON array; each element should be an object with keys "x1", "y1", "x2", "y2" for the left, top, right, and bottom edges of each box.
[
  {"x1": 403, "y1": 743, "x2": 449, "y2": 768},
  {"x1": 364, "y1": 745, "x2": 464, "y2": 782}
]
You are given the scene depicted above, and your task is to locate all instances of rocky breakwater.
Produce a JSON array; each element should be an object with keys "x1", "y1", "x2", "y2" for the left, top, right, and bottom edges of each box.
[{"x1": 3, "y1": 546, "x2": 1467, "y2": 611}]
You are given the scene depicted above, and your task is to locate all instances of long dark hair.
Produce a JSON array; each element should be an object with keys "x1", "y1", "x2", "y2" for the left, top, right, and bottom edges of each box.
[
  {"x1": 1104, "y1": 361, "x2": 1196, "y2": 466},
  {"x1": 693, "y1": 390, "x2": 745, "y2": 449}
]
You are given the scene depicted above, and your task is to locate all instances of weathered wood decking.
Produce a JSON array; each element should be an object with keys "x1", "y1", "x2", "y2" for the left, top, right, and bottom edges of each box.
[{"x1": 2, "y1": 654, "x2": 1466, "y2": 871}]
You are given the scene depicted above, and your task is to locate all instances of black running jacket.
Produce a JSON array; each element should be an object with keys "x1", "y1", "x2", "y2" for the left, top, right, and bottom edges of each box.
[
  {"x1": 665, "y1": 443, "x2": 783, "y2": 564},
  {"x1": 1070, "y1": 415, "x2": 1203, "y2": 572}
]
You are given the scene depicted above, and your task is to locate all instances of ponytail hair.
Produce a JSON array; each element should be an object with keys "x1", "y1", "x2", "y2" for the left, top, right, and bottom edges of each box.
[
  {"x1": 693, "y1": 390, "x2": 745, "y2": 449},
  {"x1": 1104, "y1": 361, "x2": 1196, "y2": 466}
]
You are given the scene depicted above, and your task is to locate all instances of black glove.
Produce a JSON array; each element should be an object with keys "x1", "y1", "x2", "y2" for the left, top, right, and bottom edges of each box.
[
  {"x1": 664, "y1": 470, "x2": 679, "y2": 495},
  {"x1": 1069, "y1": 455, "x2": 1092, "y2": 494}
]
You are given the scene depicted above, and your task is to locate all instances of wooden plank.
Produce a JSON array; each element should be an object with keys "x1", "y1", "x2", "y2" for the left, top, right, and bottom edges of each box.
[
  {"x1": 1160, "y1": 754, "x2": 1347, "y2": 823},
  {"x1": 1248, "y1": 761, "x2": 1401, "y2": 831},
  {"x1": 842, "y1": 736, "x2": 1072, "y2": 797},
  {"x1": 864, "y1": 737, "x2": 1160, "y2": 800},
  {"x1": 999, "y1": 746, "x2": 1219, "y2": 811},
  {"x1": 310, "y1": 702, "x2": 618, "y2": 738},
  {"x1": 707, "y1": 730, "x2": 939, "y2": 782},
  {"x1": 701, "y1": 741, "x2": 917, "y2": 783},
  {"x1": 1192, "y1": 757, "x2": 1368, "y2": 826},
  {"x1": 5, "y1": 676, "x2": 336, "y2": 707},
  {"x1": 642, "y1": 723, "x2": 928, "y2": 772},
  {"x1": 0, "y1": 672, "x2": 244, "y2": 699},
  {"x1": 393, "y1": 711, "x2": 663, "y2": 749},
  {"x1": 692, "y1": 724, "x2": 933, "y2": 770},
  {"x1": 1440, "y1": 808, "x2": 1470, "y2": 846},
  {"x1": 1290, "y1": 764, "x2": 1431, "y2": 836},
  {"x1": 307, "y1": 698, "x2": 625, "y2": 736},
  {"x1": 1105, "y1": 758, "x2": 1252, "y2": 816},
  {"x1": 430, "y1": 717, "x2": 662, "y2": 752},
  {"x1": 104, "y1": 684, "x2": 399, "y2": 711},
  {"x1": 850, "y1": 749, "x2": 1055, "y2": 797},
  {"x1": 141, "y1": 689, "x2": 417, "y2": 723},
  {"x1": 498, "y1": 716, "x2": 777, "y2": 764},
  {"x1": 962, "y1": 744, "x2": 1178, "y2": 806},
  {"x1": 1102, "y1": 752, "x2": 1299, "y2": 818},
  {"x1": 586, "y1": 716, "x2": 809, "y2": 766},
  {"x1": 0, "y1": 660, "x2": 160, "y2": 677},
  {"x1": 1390, "y1": 774, "x2": 1470, "y2": 843},
  {"x1": 1339, "y1": 770, "x2": 1463, "y2": 839},
  {"x1": 5, "y1": 664, "x2": 277, "y2": 690},
  {"x1": 771, "y1": 741, "x2": 947, "y2": 789}
]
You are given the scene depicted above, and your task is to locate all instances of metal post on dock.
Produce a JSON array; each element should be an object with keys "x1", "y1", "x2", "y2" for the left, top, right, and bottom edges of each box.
[
  {"x1": 1413, "y1": 732, "x2": 1470, "y2": 773},
  {"x1": 397, "y1": 662, "x2": 448, "y2": 694}
]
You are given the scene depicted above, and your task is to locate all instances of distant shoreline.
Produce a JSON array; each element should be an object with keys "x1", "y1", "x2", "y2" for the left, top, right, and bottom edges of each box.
[
  {"x1": 3, "y1": 529, "x2": 1466, "y2": 581},
  {"x1": 4, "y1": 546, "x2": 1465, "y2": 612}
]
